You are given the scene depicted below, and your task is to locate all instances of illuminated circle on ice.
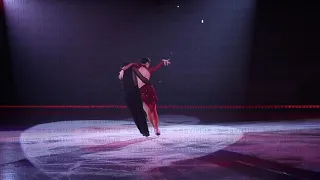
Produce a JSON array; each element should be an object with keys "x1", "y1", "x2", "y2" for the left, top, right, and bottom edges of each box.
[
  {"x1": 19, "y1": 115, "x2": 243, "y2": 178},
  {"x1": 123, "y1": 115, "x2": 201, "y2": 125}
]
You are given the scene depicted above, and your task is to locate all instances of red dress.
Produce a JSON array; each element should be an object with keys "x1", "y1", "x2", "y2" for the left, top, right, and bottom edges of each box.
[{"x1": 136, "y1": 62, "x2": 164, "y2": 112}]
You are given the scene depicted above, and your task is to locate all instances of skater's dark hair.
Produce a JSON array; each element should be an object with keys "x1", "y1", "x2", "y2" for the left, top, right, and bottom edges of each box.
[{"x1": 140, "y1": 57, "x2": 151, "y2": 64}]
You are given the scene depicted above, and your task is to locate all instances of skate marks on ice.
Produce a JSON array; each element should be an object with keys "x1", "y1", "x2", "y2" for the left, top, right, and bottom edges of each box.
[{"x1": 19, "y1": 115, "x2": 243, "y2": 179}]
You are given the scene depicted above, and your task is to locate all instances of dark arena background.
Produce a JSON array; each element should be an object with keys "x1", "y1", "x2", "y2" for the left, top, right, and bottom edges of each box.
[{"x1": 1, "y1": 0, "x2": 320, "y2": 179}]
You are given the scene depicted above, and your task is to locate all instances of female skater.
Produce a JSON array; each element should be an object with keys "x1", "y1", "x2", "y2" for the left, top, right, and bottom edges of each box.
[{"x1": 119, "y1": 58, "x2": 170, "y2": 135}]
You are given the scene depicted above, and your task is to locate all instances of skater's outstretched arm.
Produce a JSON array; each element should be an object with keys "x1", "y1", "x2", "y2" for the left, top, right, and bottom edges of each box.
[
  {"x1": 119, "y1": 63, "x2": 138, "y2": 80},
  {"x1": 148, "y1": 59, "x2": 171, "y2": 73},
  {"x1": 148, "y1": 61, "x2": 163, "y2": 73},
  {"x1": 121, "y1": 63, "x2": 138, "y2": 71}
]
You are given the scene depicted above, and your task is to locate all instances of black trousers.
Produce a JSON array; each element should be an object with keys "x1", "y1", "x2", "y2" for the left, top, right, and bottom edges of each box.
[{"x1": 124, "y1": 88, "x2": 149, "y2": 135}]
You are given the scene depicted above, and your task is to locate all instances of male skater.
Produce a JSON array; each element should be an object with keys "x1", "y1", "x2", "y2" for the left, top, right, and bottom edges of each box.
[{"x1": 120, "y1": 62, "x2": 150, "y2": 137}]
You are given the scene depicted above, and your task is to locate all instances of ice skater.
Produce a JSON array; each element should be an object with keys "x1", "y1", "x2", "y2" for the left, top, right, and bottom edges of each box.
[
  {"x1": 119, "y1": 62, "x2": 151, "y2": 137},
  {"x1": 119, "y1": 58, "x2": 171, "y2": 135}
]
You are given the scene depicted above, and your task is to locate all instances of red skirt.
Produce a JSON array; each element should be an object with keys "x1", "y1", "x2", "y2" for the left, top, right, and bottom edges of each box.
[{"x1": 139, "y1": 84, "x2": 158, "y2": 111}]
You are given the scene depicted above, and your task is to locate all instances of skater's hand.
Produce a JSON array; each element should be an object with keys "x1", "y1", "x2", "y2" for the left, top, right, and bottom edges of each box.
[
  {"x1": 118, "y1": 70, "x2": 124, "y2": 79},
  {"x1": 162, "y1": 59, "x2": 171, "y2": 66}
]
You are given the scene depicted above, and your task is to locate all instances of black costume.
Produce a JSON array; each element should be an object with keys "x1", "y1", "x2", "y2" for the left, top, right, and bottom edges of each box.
[{"x1": 121, "y1": 63, "x2": 150, "y2": 137}]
